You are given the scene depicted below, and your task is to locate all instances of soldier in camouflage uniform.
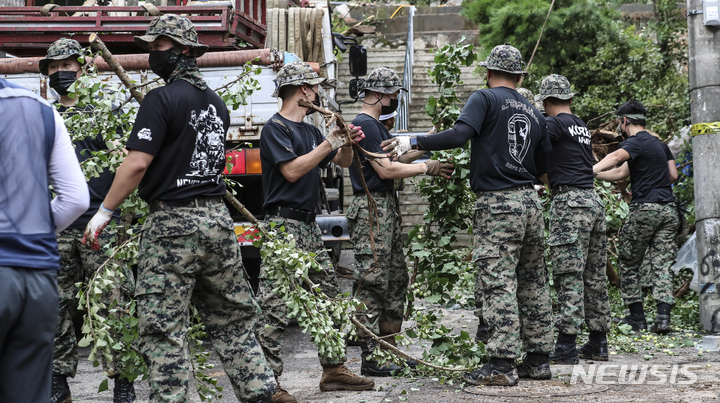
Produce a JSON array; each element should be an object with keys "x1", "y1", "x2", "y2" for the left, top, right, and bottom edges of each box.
[
  {"x1": 83, "y1": 14, "x2": 277, "y2": 403},
  {"x1": 594, "y1": 100, "x2": 679, "y2": 334},
  {"x1": 471, "y1": 86, "x2": 535, "y2": 346},
  {"x1": 347, "y1": 67, "x2": 452, "y2": 377},
  {"x1": 382, "y1": 44, "x2": 554, "y2": 386},
  {"x1": 537, "y1": 74, "x2": 611, "y2": 364},
  {"x1": 39, "y1": 38, "x2": 138, "y2": 403},
  {"x1": 255, "y1": 62, "x2": 374, "y2": 403}
]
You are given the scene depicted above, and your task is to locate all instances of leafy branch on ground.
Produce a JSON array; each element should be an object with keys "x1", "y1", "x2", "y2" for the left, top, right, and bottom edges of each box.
[{"x1": 66, "y1": 49, "x2": 263, "y2": 400}]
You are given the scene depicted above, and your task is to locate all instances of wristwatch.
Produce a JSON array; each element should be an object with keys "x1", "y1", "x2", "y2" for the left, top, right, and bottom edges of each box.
[{"x1": 410, "y1": 136, "x2": 418, "y2": 150}]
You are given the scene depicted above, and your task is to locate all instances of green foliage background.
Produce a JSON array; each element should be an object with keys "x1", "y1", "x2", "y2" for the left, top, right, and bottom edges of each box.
[{"x1": 462, "y1": 0, "x2": 689, "y2": 136}]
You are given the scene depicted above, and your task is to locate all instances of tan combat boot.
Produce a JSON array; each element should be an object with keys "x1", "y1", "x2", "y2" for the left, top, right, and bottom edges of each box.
[
  {"x1": 271, "y1": 378, "x2": 297, "y2": 403},
  {"x1": 319, "y1": 364, "x2": 375, "y2": 391}
]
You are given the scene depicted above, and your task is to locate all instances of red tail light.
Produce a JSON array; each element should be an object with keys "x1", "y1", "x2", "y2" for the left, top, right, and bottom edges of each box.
[{"x1": 224, "y1": 149, "x2": 262, "y2": 175}]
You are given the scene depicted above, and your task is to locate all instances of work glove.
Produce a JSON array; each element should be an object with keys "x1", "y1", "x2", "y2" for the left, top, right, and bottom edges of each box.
[
  {"x1": 81, "y1": 203, "x2": 113, "y2": 250},
  {"x1": 326, "y1": 124, "x2": 364, "y2": 150},
  {"x1": 380, "y1": 136, "x2": 413, "y2": 159},
  {"x1": 424, "y1": 159, "x2": 454, "y2": 178}
]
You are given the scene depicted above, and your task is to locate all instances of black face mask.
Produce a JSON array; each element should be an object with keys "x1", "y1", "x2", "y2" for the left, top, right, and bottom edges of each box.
[
  {"x1": 381, "y1": 98, "x2": 399, "y2": 116},
  {"x1": 305, "y1": 88, "x2": 321, "y2": 115},
  {"x1": 615, "y1": 119, "x2": 628, "y2": 140},
  {"x1": 149, "y1": 47, "x2": 181, "y2": 81},
  {"x1": 49, "y1": 71, "x2": 78, "y2": 96},
  {"x1": 311, "y1": 89, "x2": 321, "y2": 107}
]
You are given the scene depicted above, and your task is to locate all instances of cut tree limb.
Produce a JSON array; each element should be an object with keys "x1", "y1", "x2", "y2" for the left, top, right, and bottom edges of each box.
[{"x1": 88, "y1": 33, "x2": 145, "y2": 104}]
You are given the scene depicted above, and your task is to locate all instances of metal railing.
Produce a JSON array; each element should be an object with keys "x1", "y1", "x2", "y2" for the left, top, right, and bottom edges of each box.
[{"x1": 395, "y1": 6, "x2": 415, "y2": 132}]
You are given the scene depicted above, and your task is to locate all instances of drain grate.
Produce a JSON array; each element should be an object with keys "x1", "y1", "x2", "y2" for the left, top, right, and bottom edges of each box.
[{"x1": 465, "y1": 379, "x2": 609, "y2": 397}]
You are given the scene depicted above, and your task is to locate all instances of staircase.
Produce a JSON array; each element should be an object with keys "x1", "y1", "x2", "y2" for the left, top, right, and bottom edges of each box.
[{"x1": 337, "y1": 5, "x2": 479, "y2": 247}]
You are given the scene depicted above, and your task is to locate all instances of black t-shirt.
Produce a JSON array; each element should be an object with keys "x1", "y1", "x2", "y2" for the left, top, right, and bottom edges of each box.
[
  {"x1": 545, "y1": 113, "x2": 594, "y2": 189},
  {"x1": 260, "y1": 113, "x2": 337, "y2": 212},
  {"x1": 349, "y1": 113, "x2": 394, "y2": 194},
  {"x1": 57, "y1": 103, "x2": 121, "y2": 229},
  {"x1": 619, "y1": 131, "x2": 674, "y2": 203},
  {"x1": 126, "y1": 80, "x2": 230, "y2": 202},
  {"x1": 456, "y1": 87, "x2": 551, "y2": 192}
]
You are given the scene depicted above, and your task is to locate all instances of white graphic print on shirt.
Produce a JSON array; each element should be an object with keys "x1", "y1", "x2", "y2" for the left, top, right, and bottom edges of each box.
[
  {"x1": 178, "y1": 105, "x2": 225, "y2": 187},
  {"x1": 508, "y1": 113, "x2": 532, "y2": 164},
  {"x1": 137, "y1": 128, "x2": 153, "y2": 141},
  {"x1": 569, "y1": 124, "x2": 592, "y2": 145}
]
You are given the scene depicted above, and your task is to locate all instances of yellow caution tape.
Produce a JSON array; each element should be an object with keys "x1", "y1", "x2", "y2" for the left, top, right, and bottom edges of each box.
[{"x1": 691, "y1": 121, "x2": 720, "y2": 136}]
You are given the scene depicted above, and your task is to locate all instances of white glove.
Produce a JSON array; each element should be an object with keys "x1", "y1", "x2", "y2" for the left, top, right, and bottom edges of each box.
[
  {"x1": 385, "y1": 136, "x2": 412, "y2": 158},
  {"x1": 82, "y1": 203, "x2": 114, "y2": 250}
]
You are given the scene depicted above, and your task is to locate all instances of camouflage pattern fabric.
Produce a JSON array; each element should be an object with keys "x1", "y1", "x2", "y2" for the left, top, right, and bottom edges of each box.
[
  {"x1": 548, "y1": 188, "x2": 611, "y2": 335},
  {"x1": 136, "y1": 202, "x2": 276, "y2": 402},
  {"x1": 272, "y1": 61, "x2": 326, "y2": 97},
  {"x1": 39, "y1": 38, "x2": 83, "y2": 76},
  {"x1": 517, "y1": 88, "x2": 534, "y2": 103},
  {"x1": 134, "y1": 14, "x2": 209, "y2": 57},
  {"x1": 537, "y1": 74, "x2": 577, "y2": 101},
  {"x1": 534, "y1": 94, "x2": 546, "y2": 115},
  {"x1": 472, "y1": 188, "x2": 553, "y2": 359},
  {"x1": 54, "y1": 227, "x2": 135, "y2": 378},
  {"x1": 618, "y1": 203, "x2": 679, "y2": 306},
  {"x1": 255, "y1": 216, "x2": 344, "y2": 377},
  {"x1": 479, "y1": 44, "x2": 527, "y2": 74},
  {"x1": 473, "y1": 275, "x2": 485, "y2": 320},
  {"x1": 346, "y1": 193, "x2": 408, "y2": 353},
  {"x1": 359, "y1": 66, "x2": 407, "y2": 96},
  {"x1": 166, "y1": 52, "x2": 208, "y2": 91}
]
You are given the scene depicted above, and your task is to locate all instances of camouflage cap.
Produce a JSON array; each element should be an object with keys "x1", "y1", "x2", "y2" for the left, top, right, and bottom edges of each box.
[
  {"x1": 479, "y1": 44, "x2": 527, "y2": 75},
  {"x1": 359, "y1": 66, "x2": 406, "y2": 96},
  {"x1": 517, "y1": 87, "x2": 534, "y2": 103},
  {"x1": 272, "y1": 61, "x2": 326, "y2": 98},
  {"x1": 534, "y1": 94, "x2": 546, "y2": 114},
  {"x1": 39, "y1": 38, "x2": 83, "y2": 76},
  {"x1": 538, "y1": 74, "x2": 577, "y2": 101},
  {"x1": 134, "y1": 14, "x2": 209, "y2": 57}
]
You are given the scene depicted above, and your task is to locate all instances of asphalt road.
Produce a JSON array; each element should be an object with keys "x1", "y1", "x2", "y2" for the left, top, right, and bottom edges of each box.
[{"x1": 66, "y1": 252, "x2": 720, "y2": 403}]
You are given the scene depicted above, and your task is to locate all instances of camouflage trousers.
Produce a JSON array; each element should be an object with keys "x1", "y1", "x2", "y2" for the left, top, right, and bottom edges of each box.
[
  {"x1": 54, "y1": 227, "x2": 135, "y2": 378},
  {"x1": 473, "y1": 188, "x2": 554, "y2": 359},
  {"x1": 618, "y1": 203, "x2": 679, "y2": 306},
  {"x1": 347, "y1": 193, "x2": 409, "y2": 353},
  {"x1": 548, "y1": 188, "x2": 611, "y2": 335},
  {"x1": 256, "y1": 215, "x2": 343, "y2": 377},
  {"x1": 136, "y1": 202, "x2": 275, "y2": 403}
]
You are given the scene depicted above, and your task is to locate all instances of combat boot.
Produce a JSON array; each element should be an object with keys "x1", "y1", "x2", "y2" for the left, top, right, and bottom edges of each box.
[
  {"x1": 579, "y1": 339, "x2": 609, "y2": 361},
  {"x1": 649, "y1": 314, "x2": 671, "y2": 334},
  {"x1": 319, "y1": 364, "x2": 375, "y2": 391},
  {"x1": 361, "y1": 357, "x2": 404, "y2": 377},
  {"x1": 271, "y1": 378, "x2": 297, "y2": 403},
  {"x1": 462, "y1": 358, "x2": 518, "y2": 386},
  {"x1": 549, "y1": 342, "x2": 579, "y2": 365},
  {"x1": 248, "y1": 396, "x2": 273, "y2": 403},
  {"x1": 51, "y1": 374, "x2": 72, "y2": 403},
  {"x1": 618, "y1": 313, "x2": 646, "y2": 331},
  {"x1": 475, "y1": 318, "x2": 489, "y2": 344},
  {"x1": 113, "y1": 377, "x2": 136, "y2": 403},
  {"x1": 518, "y1": 353, "x2": 551, "y2": 380}
]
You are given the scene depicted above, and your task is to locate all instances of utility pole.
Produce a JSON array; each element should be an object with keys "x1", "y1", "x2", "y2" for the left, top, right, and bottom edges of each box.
[{"x1": 688, "y1": 0, "x2": 720, "y2": 339}]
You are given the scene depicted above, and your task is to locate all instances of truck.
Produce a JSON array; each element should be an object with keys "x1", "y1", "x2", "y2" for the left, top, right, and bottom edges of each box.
[{"x1": 0, "y1": 0, "x2": 352, "y2": 290}]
